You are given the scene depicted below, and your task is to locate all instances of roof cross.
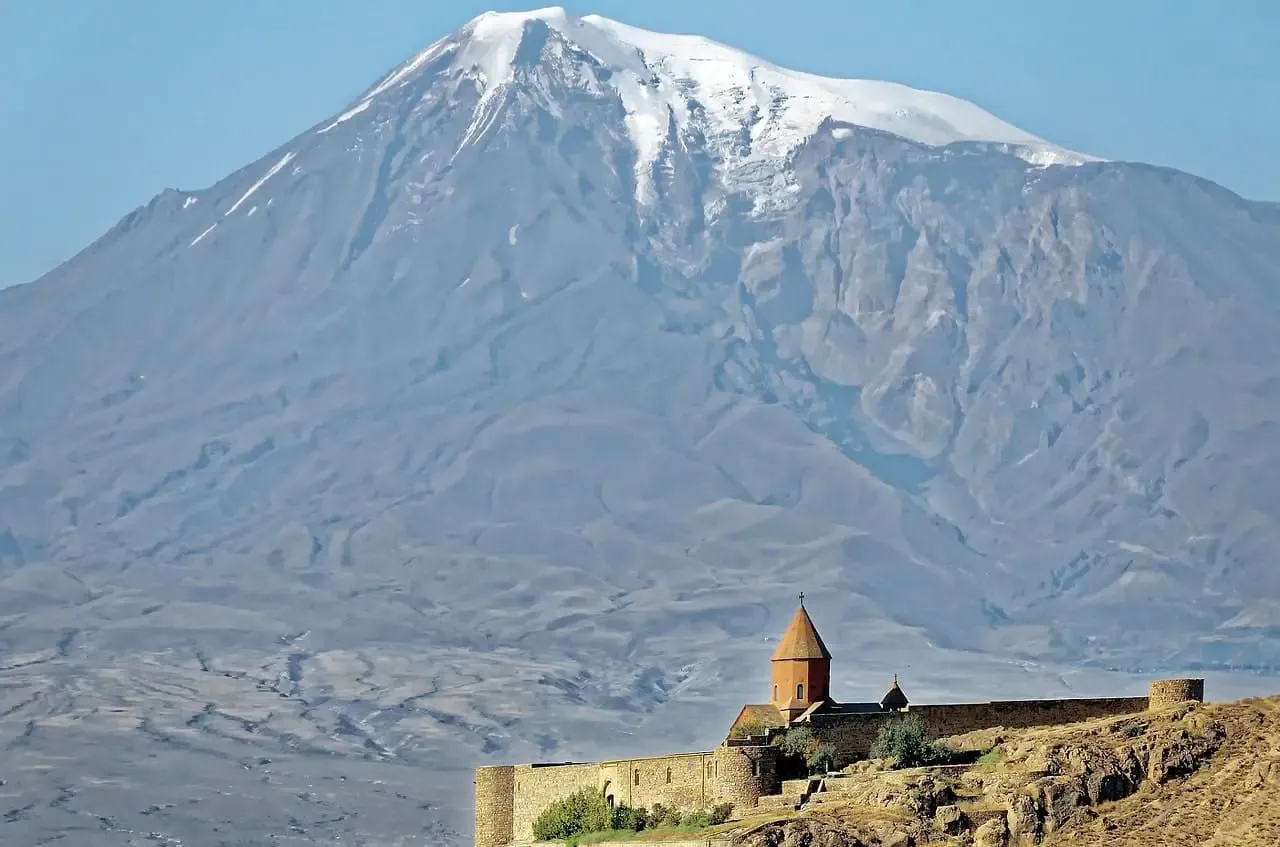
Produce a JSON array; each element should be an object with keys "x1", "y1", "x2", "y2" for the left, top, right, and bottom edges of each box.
[{"x1": 798, "y1": 592, "x2": 805, "y2": 607}]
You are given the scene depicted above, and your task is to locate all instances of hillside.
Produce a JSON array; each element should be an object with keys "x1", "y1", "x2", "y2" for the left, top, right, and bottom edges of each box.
[{"x1": 724, "y1": 695, "x2": 1280, "y2": 846}]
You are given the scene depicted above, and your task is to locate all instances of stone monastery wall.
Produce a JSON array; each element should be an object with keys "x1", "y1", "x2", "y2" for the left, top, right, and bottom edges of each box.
[
  {"x1": 478, "y1": 749, "x2": 758, "y2": 847},
  {"x1": 808, "y1": 695, "x2": 1151, "y2": 763}
]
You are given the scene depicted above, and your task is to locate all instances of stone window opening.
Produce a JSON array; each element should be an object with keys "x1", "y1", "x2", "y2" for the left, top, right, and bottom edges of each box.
[
  {"x1": 752, "y1": 759, "x2": 760, "y2": 777},
  {"x1": 666, "y1": 767, "x2": 671, "y2": 784},
  {"x1": 634, "y1": 769, "x2": 640, "y2": 786},
  {"x1": 773, "y1": 684, "x2": 778, "y2": 701},
  {"x1": 797, "y1": 683, "x2": 804, "y2": 700}
]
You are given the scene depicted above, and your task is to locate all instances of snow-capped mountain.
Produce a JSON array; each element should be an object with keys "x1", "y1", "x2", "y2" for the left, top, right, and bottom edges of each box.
[{"x1": 1, "y1": 8, "x2": 1278, "y2": 845}]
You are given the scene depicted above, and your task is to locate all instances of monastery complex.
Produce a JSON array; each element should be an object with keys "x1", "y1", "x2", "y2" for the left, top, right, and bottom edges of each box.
[{"x1": 474, "y1": 599, "x2": 1206, "y2": 847}]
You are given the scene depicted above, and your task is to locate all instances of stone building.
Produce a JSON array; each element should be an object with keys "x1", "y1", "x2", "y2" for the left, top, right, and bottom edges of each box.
[{"x1": 474, "y1": 598, "x2": 1205, "y2": 847}]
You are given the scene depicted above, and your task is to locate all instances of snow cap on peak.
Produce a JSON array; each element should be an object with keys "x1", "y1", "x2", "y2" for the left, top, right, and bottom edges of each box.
[
  {"x1": 344, "y1": 8, "x2": 1098, "y2": 202},
  {"x1": 451, "y1": 10, "x2": 1093, "y2": 160},
  {"x1": 467, "y1": 6, "x2": 573, "y2": 30}
]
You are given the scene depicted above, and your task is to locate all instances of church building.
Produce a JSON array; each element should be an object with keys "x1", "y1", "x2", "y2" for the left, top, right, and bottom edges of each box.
[{"x1": 728, "y1": 597, "x2": 907, "y2": 737}]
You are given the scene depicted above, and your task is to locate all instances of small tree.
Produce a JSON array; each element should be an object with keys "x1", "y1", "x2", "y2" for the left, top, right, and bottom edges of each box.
[
  {"x1": 805, "y1": 741, "x2": 837, "y2": 774},
  {"x1": 709, "y1": 802, "x2": 735, "y2": 825},
  {"x1": 611, "y1": 803, "x2": 648, "y2": 832},
  {"x1": 870, "y1": 713, "x2": 950, "y2": 769},
  {"x1": 647, "y1": 803, "x2": 682, "y2": 829},
  {"x1": 774, "y1": 727, "x2": 838, "y2": 775},
  {"x1": 531, "y1": 788, "x2": 613, "y2": 841},
  {"x1": 680, "y1": 809, "x2": 711, "y2": 828},
  {"x1": 776, "y1": 726, "x2": 816, "y2": 757}
]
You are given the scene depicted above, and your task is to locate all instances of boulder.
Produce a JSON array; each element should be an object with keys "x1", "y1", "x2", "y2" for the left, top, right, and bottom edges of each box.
[
  {"x1": 934, "y1": 804, "x2": 969, "y2": 835},
  {"x1": 1005, "y1": 793, "x2": 1039, "y2": 843},
  {"x1": 973, "y1": 818, "x2": 1008, "y2": 847},
  {"x1": 910, "y1": 777, "x2": 958, "y2": 819}
]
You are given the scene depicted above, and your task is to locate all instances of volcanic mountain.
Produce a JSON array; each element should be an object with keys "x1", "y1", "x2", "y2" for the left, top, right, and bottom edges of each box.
[{"x1": 1, "y1": 7, "x2": 1278, "y2": 845}]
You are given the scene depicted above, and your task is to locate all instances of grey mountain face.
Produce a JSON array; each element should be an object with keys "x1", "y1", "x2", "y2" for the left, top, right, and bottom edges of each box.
[{"x1": 1, "y1": 9, "x2": 1279, "y2": 845}]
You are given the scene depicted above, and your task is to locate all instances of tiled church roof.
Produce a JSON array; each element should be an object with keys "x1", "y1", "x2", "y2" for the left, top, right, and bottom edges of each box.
[
  {"x1": 771, "y1": 602, "x2": 832, "y2": 661},
  {"x1": 880, "y1": 677, "x2": 909, "y2": 711}
]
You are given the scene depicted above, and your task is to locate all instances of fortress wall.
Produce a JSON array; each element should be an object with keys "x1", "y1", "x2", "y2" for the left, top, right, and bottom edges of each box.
[
  {"x1": 808, "y1": 713, "x2": 889, "y2": 765},
  {"x1": 511, "y1": 762, "x2": 601, "y2": 844},
  {"x1": 713, "y1": 744, "x2": 778, "y2": 809},
  {"x1": 607, "y1": 751, "x2": 716, "y2": 811},
  {"x1": 475, "y1": 765, "x2": 516, "y2": 847},
  {"x1": 809, "y1": 696, "x2": 1151, "y2": 764},
  {"x1": 503, "y1": 752, "x2": 718, "y2": 844},
  {"x1": 910, "y1": 696, "x2": 1151, "y2": 738}
]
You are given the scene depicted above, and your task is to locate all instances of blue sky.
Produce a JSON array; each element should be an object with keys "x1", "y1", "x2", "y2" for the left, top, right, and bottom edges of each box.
[{"x1": 1, "y1": 0, "x2": 1276, "y2": 288}]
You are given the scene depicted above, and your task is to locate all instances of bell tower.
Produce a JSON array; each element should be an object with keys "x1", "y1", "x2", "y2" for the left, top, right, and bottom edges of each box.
[{"x1": 770, "y1": 594, "x2": 832, "y2": 721}]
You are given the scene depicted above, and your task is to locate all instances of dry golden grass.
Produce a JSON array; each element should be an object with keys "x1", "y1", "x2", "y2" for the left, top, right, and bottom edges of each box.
[{"x1": 1040, "y1": 695, "x2": 1280, "y2": 847}]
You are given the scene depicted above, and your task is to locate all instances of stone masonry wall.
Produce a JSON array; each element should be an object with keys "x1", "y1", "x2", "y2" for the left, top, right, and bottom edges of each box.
[
  {"x1": 510, "y1": 762, "x2": 600, "y2": 844},
  {"x1": 1148, "y1": 679, "x2": 1205, "y2": 709},
  {"x1": 809, "y1": 696, "x2": 1151, "y2": 765},
  {"x1": 713, "y1": 744, "x2": 777, "y2": 809},
  {"x1": 606, "y1": 751, "x2": 716, "y2": 811},
  {"x1": 502, "y1": 752, "x2": 720, "y2": 844},
  {"x1": 912, "y1": 696, "x2": 1152, "y2": 739},
  {"x1": 475, "y1": 765, "x2": 515, "y2": 847}
]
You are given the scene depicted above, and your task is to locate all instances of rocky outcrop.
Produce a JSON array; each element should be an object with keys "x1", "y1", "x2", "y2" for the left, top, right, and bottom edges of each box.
[
  {"x1": 735, "y1": 816, "x2": 877, "y2": 847},
  {"x1": 973, "y1": 817, "x2": 1008, "y2": 847},
  {"x1": 994, "y1": 705, "x2": 1227, "y2": 839},
  {"x1": 734, "y1": 697, "x2": 1268, "y2": 847},
  {"x1": 933, "y1": 805, "x2": 967, "y2": 836}
]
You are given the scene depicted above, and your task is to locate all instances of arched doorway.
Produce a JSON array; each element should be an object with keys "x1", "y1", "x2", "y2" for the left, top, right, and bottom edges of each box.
[{"x1": 601, "y1": 781, "x2": 614, "y2": 808}]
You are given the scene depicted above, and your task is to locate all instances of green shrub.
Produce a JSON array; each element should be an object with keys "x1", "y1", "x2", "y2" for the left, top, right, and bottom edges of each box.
[
  {"x1": 565, "y1": 831, "x2": 640, "y2": 847},
  {"x1": 775, "y1": 727, "x2": 836, "y2": 774},
  {"x1": 680, "y1": 810, "x2": 711, "y2": 828},
  {"x1": 806, "y1": 741, "x2": 837, "y2": 773},
  {"x1": 776, "y1": 726, "x2": 816, "y2": 757},
  {"x1": 730, "y1": 718, "x2": 768, "y2": 739},
  {"x1": 532, "y1": 788, "x2": 613, "y2": 842},
  {"x1": 647, "y1": 803, "x2": 682, "y2": 829},
  {"x1": 610, "y1": 803, "x2": 647, "y2": 832},
  {"x1": 536, "y1": 795, "x2": 732, "y2": 843},
  {"x1": 870, "y1": 714, "x2": 953, "y2": 769}
]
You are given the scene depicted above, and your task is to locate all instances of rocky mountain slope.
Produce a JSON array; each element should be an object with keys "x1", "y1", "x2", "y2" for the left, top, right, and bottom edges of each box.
[
  {"x1": 1, "y1": 6, "x2": 1279, "y2": 844},
  {"x1": 730, "y1": 694, "x2": 1280, "y2": 846}
]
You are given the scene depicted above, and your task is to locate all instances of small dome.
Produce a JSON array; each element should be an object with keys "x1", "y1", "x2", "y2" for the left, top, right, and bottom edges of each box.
[{"x1": 880, "y1": 677, "x2": 909, "y2": 711}]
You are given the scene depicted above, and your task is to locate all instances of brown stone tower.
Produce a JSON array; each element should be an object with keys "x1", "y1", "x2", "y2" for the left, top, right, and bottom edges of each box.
[{"x1": 770, "y1": 596, "x2": 832, "y2": 721}]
